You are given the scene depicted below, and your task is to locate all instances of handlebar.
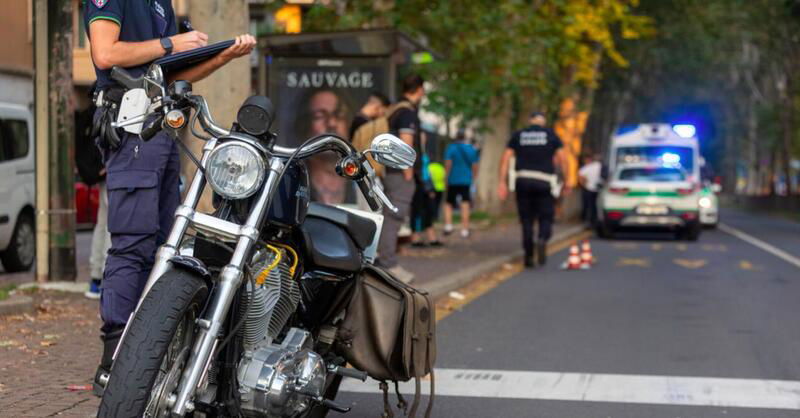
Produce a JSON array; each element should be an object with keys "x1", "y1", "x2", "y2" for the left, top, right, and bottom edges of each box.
[{"x1": 114, "y1": 76, "x2": 398, "y2": 212}]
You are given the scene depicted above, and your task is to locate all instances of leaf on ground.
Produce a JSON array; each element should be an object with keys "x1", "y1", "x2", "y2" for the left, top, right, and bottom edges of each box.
[
  {"x1": 43, "y1": 334, "x2": 59, "y2": 340},
  {"x1": 40, "y1": 340, "x2": 56, "y2": 347},
  {"x1": 0, "y1": 340, "x2": 18, "y2": 347}
]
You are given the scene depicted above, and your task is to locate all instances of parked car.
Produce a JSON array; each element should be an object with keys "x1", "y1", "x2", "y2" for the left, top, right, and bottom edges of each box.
[
  {"x1": 0, "y1": 103, "x2": 102, "y2": 272},
  {"x1": 597, "y1": 162, "x2": 702, "y2": 241},
  {"x1": 75, "y1": 180, "x2": 100, "y2": 228},
  {"x1": 0, "y1": 103, "x2": 36, "y2": 272}
]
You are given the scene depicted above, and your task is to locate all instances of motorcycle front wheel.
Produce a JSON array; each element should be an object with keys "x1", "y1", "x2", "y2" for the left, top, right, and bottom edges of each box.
[{"x1": 98, "y1": 269, "x2": 208, "y2": 418}]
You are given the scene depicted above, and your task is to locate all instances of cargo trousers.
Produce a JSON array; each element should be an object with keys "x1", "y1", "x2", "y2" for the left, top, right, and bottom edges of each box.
[{"x1": 99, "y1": 129, "x2": 180, "y2": 333}]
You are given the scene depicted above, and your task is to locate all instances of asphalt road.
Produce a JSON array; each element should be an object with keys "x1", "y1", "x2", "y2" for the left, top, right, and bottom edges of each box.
[{"x1": 336, "y1": 208, "x2": 800, "y2": 417}]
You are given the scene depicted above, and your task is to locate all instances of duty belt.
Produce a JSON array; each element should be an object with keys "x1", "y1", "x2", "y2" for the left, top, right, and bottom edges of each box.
[{"x1": 515, "y1": 170, "x2": 563, "y2": 198}]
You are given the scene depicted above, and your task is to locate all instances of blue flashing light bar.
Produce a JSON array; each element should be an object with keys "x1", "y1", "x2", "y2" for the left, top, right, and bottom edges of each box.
[
  {"x1": 672, "y1": 124, "x2": 696, "y2": 138},
  {"x1": 661, "y1": 152, "x2": 681, "y2": 164}
]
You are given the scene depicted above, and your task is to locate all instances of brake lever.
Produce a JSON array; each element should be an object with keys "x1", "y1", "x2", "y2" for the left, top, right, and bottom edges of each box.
[{"x1": 372, "y1": 181, "x2": 398, "y2": 213}]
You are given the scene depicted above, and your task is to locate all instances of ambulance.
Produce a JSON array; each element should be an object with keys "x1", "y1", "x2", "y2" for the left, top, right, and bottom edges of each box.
[{"x1": 597, "y1": 123, "x2": 703, "y2": 240}]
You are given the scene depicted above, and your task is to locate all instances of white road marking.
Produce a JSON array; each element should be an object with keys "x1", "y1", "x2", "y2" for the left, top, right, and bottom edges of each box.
[
  {"x1": 719, "y1": 223, "x2": 800, "y2": 269},
  {"x1": 340, "y1": 368, "x2": 800, "y2": 410}
]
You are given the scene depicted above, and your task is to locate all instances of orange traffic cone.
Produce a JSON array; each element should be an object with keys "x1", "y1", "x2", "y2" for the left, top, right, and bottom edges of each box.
[
  {"x1": 561, "y1": 245, "x2": 582, "y2": 270},
  {"x1": 580, "y1": 240, "x2": 593, "y2": 270}
]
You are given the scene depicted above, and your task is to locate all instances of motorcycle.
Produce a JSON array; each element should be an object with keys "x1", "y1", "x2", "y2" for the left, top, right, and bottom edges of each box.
[{"x1": 96, "y1": 63, "x2": 417, "y2": 418}]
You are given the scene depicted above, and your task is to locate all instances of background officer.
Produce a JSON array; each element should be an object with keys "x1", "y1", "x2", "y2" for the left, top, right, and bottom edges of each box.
[
  {"x1": 498, "y1": 111, "x2": 568, "y2": 268},
  {"x1": 84, "y1": 0, "x2": 255, "y2": 394}
]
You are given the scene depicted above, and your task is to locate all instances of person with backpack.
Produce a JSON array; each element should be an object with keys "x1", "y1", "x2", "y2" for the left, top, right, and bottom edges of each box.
[
  {"x1": 373, "y1": 74, "x2": 426, "y2": 283},
  {"x1": 443, "y1": 130, "x2": 480, "y2": 238},
  {"x1": 349, "y1": 91, "x2": 391, "y2": 140},
  {"x1": 410, "y1": 133, "x2": 444, "y2": 247}
]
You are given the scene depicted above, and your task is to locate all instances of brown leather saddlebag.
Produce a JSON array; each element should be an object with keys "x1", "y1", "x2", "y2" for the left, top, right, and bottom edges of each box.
[{"x1": 335, "y1": 265, "x2": 436, "y2": 417}]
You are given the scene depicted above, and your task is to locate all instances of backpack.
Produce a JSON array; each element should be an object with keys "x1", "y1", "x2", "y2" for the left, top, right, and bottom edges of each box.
[
  {"x1": 351, "y1": 102, "x2": 415, "y2": 178},
  {"x1": 75, "y1": 106, "x2": 105, "y2": 186}
]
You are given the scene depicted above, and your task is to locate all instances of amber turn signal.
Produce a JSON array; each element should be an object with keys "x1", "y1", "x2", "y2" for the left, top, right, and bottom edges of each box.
[{"x1": 165, "y1": 109, "x2": 187, "y2": 129}]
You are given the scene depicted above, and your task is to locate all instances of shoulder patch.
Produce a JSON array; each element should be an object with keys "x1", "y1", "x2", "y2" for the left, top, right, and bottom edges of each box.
[{"x1": 92, "y1": 0, "x2": 107, "y2": 8}]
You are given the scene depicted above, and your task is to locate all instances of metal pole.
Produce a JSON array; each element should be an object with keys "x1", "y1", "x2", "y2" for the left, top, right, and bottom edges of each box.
[{"x1": 33, "y1": 0, "x2": 49, "y2": 283}]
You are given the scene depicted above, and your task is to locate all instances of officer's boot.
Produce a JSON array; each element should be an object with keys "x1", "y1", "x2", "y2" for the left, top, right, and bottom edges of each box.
[
  {"x1": 93, "y1": 327, "x2": 124, "y2": 397},
  {"x1": 536, "y1": 241, "x2": 548, "y2": 266},
  {"x1": 524, "y1": 243, "x2": 536, "y2": 268}
]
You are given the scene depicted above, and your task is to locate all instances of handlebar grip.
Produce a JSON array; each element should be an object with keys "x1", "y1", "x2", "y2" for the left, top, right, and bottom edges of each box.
[
  {"x1": 356, "y1": 177, "x2": 382, "y2": 212},
  {"x1": 110, "y1": 66, "x2": 144, "y2": 90},
  {"x1": 140, "y1": 115, "x2": 164, "y2": 141}
]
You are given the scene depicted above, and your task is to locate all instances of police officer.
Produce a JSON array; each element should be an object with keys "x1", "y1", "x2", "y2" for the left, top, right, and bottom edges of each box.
[
  {"x1": 84, "y1": 0, "x2": 255, "y2": 394},
  {"x1": 498, "y1": 112, "x2": 568, "y2": 268}
]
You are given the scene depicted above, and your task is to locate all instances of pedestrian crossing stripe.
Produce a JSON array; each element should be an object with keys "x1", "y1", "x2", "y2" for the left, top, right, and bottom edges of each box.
[{"x1": 340, "y1": 368, "x2": 800, "y2": 411}]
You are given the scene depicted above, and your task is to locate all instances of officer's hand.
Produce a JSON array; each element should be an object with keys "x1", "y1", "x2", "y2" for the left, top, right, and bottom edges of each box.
[
  {"x1": 219, "y1": 34, "x2": 257, "y2": 62},
  {"x1": 498, "y1": 182, "x2": 508, "y2": 201},
  {"x1": 171, "y1": 31, "x2": 209, "y2": 54}
]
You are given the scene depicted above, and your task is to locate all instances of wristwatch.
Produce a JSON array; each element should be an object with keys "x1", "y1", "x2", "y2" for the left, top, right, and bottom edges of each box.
[{"x1": 160, "y1": 37, "x2": 173, "y2": 56}]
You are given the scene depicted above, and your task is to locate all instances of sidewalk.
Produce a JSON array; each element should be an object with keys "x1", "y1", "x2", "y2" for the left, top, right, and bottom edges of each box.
[
  {"x1": 0, "y1": 220, "x2": 583, "y2": 417},
  {"x1": 402, "y1": 220, "x2": 584, "y2": 298}
]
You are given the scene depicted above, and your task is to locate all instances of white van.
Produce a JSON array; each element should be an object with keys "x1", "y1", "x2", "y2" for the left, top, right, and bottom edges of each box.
[{"x1": 0, "y1": 103, "x2": 35, "y2": 272}]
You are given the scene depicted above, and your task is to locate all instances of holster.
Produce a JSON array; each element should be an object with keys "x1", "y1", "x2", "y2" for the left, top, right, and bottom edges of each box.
[{"x1": 92, "y1": 87, "x2": 126, "y2": 151}]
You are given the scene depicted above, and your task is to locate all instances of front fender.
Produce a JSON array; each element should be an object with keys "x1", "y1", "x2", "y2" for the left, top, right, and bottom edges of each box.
[{"x1": 169, "y1": 255, "x2": 213, "y2": 285}]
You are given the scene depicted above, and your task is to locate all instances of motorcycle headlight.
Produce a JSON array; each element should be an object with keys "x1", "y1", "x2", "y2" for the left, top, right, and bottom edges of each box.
[
  {"x1": 206, "y1": 142, "x2": 266, "y2": 199},
  {"x1": 698, "y1": 196, "x2": 712, "y2": 209}
]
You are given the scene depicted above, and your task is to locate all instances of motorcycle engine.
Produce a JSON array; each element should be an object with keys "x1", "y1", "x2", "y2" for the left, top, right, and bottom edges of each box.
[
  {"x1": 236, "y1": 248, "x2": 326, "y2": 417},
  {"x1": 237, "y1": 328, "x2": 326, "y2": 417}
]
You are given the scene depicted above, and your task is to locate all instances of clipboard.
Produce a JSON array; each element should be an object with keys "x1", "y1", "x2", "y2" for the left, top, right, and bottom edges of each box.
[{"x1": 154, "y1": 39, "x2": 235, "y2": 75}]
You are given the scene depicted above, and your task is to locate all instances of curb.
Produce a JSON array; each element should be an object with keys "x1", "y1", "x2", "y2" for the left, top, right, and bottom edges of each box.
[
  {"x1": 421, "y1": 224, "x2": 588, "y2": 300},
  {"x1": 0, "y1": 295, "x2": 34, "y2": 317},
  {"x1": 18, "y1": 281, "x2": 88, "y2": 294}
]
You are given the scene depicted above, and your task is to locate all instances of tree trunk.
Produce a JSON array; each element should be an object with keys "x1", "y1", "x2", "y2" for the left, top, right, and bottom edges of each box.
[
  {"x1": 183, "y1": 0, "x2": 251, "y2": 213},
  {"x1": 476, "y1": 97, "x2": 512, "y2": 214},
  {"x1": 780, "y1": 92, "x2": 794, "y2": 195},
  {"x1": 46, "y1": 0, "x2": 76, "y2": 281}
]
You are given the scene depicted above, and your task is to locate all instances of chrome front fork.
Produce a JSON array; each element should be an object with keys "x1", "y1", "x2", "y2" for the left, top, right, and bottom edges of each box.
[
  {"x1": 170, "y1": 157, "x2": 285, "y2": 416},
  {"x1": 115, "y1": 138, "x2": 284, "y2": 416}
]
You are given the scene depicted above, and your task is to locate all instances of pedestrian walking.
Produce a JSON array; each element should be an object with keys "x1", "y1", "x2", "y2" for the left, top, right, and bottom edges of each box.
[
  {"x1": 443, "y1": 130, "x2": 479, "y2": 238},
  {"x1": 428, "y1": 161, "x2": 447, "y2": 222},
  {"x1": 84, "y1": 0, "x2": 255, "y2": 395},
  {"x1": 377, "y1": 74, "x2": 426, "y2": 283},
  {"x1": 498, "y1": 111, "x2": 568, "y2": 268},
  {"x1": 579, "y1": 154, "x2": 602, "y2": 228},
  {"x1": 410, "y1": 135, "x2": 443, "y2": 247},
  {"x1": 349, "y1": 91, "x2": 390, "y2": 140}
]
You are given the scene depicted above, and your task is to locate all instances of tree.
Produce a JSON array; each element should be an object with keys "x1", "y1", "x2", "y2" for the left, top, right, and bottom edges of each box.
[
  {"x1": 585, "y1": 0, "x2": 800, "y2": 195},
  {"x1": 302, "y1": 0, "x2": 652, "y2": 210}
]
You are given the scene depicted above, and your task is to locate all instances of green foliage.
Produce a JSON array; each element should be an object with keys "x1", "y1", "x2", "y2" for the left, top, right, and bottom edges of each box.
[
  {"x1": 303, "y1": 0, "x2": 652, "y2": 129},
  {"x1": 585, "y1": 0, "x2": 800, "y2": 193},
  {"x1": 0, "y1": 284, "x2": 17, "y2": 301}
]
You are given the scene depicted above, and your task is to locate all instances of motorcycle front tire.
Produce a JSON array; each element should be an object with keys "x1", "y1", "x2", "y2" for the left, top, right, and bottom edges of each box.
[{"x1": 98, "y1": 269, "x2": 208, "y2": 418}]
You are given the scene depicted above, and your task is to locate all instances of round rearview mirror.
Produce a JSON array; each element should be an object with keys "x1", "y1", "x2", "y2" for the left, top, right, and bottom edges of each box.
[
  {"x1": 369, "y1": 134, "x2": 416, "y2": 170},
  {"x1": 145, "y1": 64, "x2": 165, "y2": 98}
]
